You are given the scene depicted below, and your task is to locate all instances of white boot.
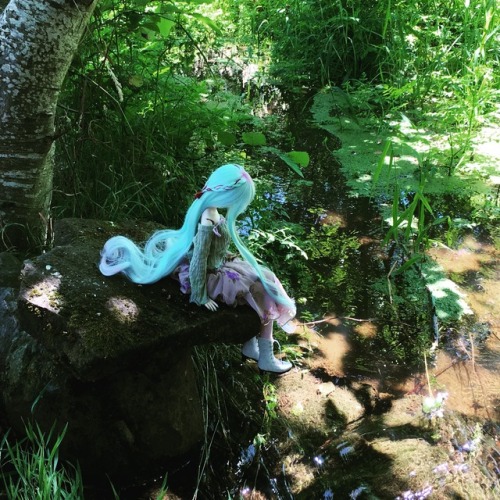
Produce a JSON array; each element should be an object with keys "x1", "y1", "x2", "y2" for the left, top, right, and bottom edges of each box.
[
  {"x1": 241, "y1": 336, "x2": 259, "y2": 361},
  {"x1": 257, "y1": 338, "x2": 292, "y2": 375}
]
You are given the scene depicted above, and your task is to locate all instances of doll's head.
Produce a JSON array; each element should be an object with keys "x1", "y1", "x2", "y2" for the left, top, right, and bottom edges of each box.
[{"x1": 194, "y1": 164, "x2": 255, "y2": 213}]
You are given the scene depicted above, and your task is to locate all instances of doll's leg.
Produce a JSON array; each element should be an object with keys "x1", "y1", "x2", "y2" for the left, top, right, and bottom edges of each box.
[
  {"x1": 241, "y1": 321, "x2": 292, "y2": 374},
  {"x1": 241, "y1": 287, "x2": 273, "y2": 361},
  {"x1": 240, "y1": 281, "x2": 292, "y2": 373},
  {"x1": 241, "y1": 320, "x2": 271, "y2": 361},
  {"x1": 260, "y1": 319, "x2": 273, "y2": 339},
  {"x1": 241, "y1": 337, "x2": 259, "y2": 361},
  {"x1": 257, "y1": 320, "x2": 292, "y2": 374}
]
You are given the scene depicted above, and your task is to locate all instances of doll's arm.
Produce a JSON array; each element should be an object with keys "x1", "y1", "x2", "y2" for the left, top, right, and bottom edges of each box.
[{"x1": 189, "y1": 224, "x2": 213, "y2": 307}]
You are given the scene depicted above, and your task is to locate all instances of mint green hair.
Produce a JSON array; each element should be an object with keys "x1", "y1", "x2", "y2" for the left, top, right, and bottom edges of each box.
[{"x1": 99, "y1": 164, "x2": 293, "y2": 308}]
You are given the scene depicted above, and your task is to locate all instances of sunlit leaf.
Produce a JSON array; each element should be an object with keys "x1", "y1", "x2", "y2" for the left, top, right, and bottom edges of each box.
[
  {"x1": 157, "y1": 18, "x2": 175, "y2": 37},
  {"x1": 128, "y1": 75, "x2": 144, "y2": 88},
  {"x1": 242, "y1": 131, "x2": 267, "y2": 146},
  {"x1": 278, "y1": 153, "x2": 304, "y2": 177},
  {"x1": 190, "y1": 13, "x2": 222, "y2": 34},
  {"x1": 287, "y1": 151, "x2": 310, "y2": 167},
  {"x1": 261, "y1": 146, "x2": 304, "y2": 177},
  {"x1": 372, "y1": 139, "x2": 392, "y2": 190}
]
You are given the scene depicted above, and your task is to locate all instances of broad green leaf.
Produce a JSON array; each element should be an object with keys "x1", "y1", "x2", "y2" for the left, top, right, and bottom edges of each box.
[
  {"x1": 160, "y1": 4, "x2": 184, "y2": 14},
  {"x1": 269, "y1": 148, "x2": 304, "y2": 177},
  {"x1": 372, "y1": 139, "x2": 392, "y2": 189},
  {"x1": 419, "y1": 191, "x2": 434, "y2": 216},
  {"x1": 217, "y1": 131, "x2": 237, "y2": 146},
  {"x1": 287, "y1": 151, "x2": 310, "y2": 167},
  {"x1": 392, "y1": 254, "x2": 425, "y2": 275},
  {"x1": 278, "y1": 153, "x2": 304, "y2": 177},
  {"x1": 262, "y1": 146, "x2": 304, "y2": 177},
  {"x1": 189, "y1": 13, "x2": 222, "y2": 34},
  {"x1": 242, "y1": 131, "x2": 267, "y2": 146},
  {"x1": 141, "y1": 22, "x2": 160, "y2": 34},
  {"x1": 158, "y1": 18, "x2": 175, "y2": 37}
]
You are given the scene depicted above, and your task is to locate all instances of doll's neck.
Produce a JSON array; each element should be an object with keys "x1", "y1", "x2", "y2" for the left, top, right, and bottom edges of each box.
[{"x1": 201, "y1": 207, "x2": 221, "y2": 226}]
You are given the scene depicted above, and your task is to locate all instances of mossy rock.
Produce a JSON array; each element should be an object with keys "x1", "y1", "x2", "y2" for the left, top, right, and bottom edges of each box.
[{"x1": 17, "y1": 218, "x2": 260, "y2": 381}]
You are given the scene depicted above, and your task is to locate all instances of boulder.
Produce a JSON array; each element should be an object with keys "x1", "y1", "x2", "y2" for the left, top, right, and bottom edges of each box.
[{"x1": 1, "y1": 218, "x2": 260, "y2": 478}]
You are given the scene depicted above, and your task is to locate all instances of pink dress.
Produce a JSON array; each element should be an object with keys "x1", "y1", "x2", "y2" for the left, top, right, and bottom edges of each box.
[{"x1": 174, "y1": 218, "x2": 296, "y2": 332}]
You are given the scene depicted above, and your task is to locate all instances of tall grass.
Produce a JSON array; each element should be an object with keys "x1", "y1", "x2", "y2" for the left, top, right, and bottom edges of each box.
[
  {"x1": 0, "y1": 422, "x2": 83, "y2": 499},
  {"x1": 379, "y1": 0, "x2": 499, "y2": 128}
]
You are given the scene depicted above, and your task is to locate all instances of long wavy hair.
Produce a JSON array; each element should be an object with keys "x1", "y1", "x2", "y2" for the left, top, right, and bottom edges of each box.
[{"x1": 99, "y1": 164, "x2": 293, "y2": 308}]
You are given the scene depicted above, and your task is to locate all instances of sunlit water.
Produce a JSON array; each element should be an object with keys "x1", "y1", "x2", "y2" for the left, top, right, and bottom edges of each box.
[{"x1": 278, "y1": 99, "x2": 499, "y2": 421}]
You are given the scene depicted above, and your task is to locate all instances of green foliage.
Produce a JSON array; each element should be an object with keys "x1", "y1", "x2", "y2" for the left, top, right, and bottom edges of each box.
[
  {"x1": 420, "y1": 260, "x2": 473, "y2": 321},
  {"x1": 246, "y1": 202, "x2": 362, "y2": 316},
  {"x1": 0, "y1": 422, "x2": 83, "y2": 499},
  {"x1": 234, "y1": 0, "x2": 383, "y2": 86},
  {"x1": 262, "y1": 380, "x2": 279, "y2": 427},
  {"x1": 56, "y1": 0, "x2": 249, "y2": 224},
  {"x1": 371, "y1": 267, "x2": 434, "y2": 363}
]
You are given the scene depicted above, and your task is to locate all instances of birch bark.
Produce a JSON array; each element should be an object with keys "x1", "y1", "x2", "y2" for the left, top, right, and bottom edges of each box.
[{"x1": 0, "y1": 0, "x2": 96, "y2": 252}]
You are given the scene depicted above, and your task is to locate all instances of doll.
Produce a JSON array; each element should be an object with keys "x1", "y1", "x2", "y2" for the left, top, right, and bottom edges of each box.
[{"x1": 99, "y1": 164, "x2": 296, "y2": 374}]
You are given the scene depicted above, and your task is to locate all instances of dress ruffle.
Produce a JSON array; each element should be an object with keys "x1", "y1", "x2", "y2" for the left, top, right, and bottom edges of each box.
[{"x1": 175, "y1": 258, "x2": 296, "y2": 333}]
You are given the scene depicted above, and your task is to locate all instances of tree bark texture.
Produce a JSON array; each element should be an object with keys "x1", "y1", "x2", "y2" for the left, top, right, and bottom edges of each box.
[{"x1": 0, "y1": 0, "x2": 96, "y2": 252}]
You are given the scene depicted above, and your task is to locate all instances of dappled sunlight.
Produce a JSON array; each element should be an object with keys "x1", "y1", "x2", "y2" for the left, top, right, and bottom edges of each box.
[
  {"x1": 421, "y1": 262, "x2": 474, "y2": 320},
  {"x1": 105, "y1": 296, "x2": 140, "y2": 324},
  {"x1": 432, "y1": 349, "x2": 499, "y2": 420},
  {"x1": 429, "y1": 234, "x2": 499, "y2": 328},
  {"x1": 354, "y1": 321, "x2": 377, "y2": 339},
  {"x1": 22, "y1": 266, "x2": 63, "y2": 313},
  {"x1": 306, "y1": 317, "x2": 352, "y2": 377},
  {"x1": 429, "y1": 234, "x2": 497, "y2": 273},
  {"x1": 318, "y1": 210, "x2": 347, "y2": 228},
  {"x1": 429, "y1": 246, "x2": 483, "y2": 273}
]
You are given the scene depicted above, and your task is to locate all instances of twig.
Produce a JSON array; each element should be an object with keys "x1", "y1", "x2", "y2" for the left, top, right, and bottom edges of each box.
[
  {"x1": 424, "y1": 353, "x2": 433, "y2": 397},
  {"x1": 342, "y1": 316, "x2": 377, "y2": 323},
  {"x1": 302, "y1": 316, "x2": 376, "y2": 326}
]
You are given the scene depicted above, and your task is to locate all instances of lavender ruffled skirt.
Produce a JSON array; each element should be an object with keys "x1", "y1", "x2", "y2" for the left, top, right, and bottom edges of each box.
[{"x1": 175, "y1": 259, "x2": 296, "y2": 333}]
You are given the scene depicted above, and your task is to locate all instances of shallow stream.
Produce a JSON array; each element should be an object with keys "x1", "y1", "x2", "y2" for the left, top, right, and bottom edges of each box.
[
  {"x1": 229, "y1": 95, "x2": 498, "y2": 498},
  {"x1": 117, "y1": 91, "x2": 499, "y2": 499}
]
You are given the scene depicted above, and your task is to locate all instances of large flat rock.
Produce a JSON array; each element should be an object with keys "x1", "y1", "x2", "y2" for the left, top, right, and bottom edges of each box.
[{"x1": 17, "y1": 218, "x2": 260, "y2": 381}]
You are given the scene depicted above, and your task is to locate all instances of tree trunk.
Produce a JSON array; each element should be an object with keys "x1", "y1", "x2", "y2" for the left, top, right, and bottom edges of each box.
[{"x1": 0, "y1": 0, "x2": 96, "y2": 253}]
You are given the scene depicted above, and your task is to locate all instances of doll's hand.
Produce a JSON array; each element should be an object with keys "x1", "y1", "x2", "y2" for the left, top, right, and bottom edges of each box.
[{"x1": 204, "y1": 299, "x2": 219, "y2": 312}]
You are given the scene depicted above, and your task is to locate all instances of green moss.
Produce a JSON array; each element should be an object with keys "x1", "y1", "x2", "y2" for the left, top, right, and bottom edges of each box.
[{"x1": 28, "y1": 288, "x2": 43, "y2": 298}]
